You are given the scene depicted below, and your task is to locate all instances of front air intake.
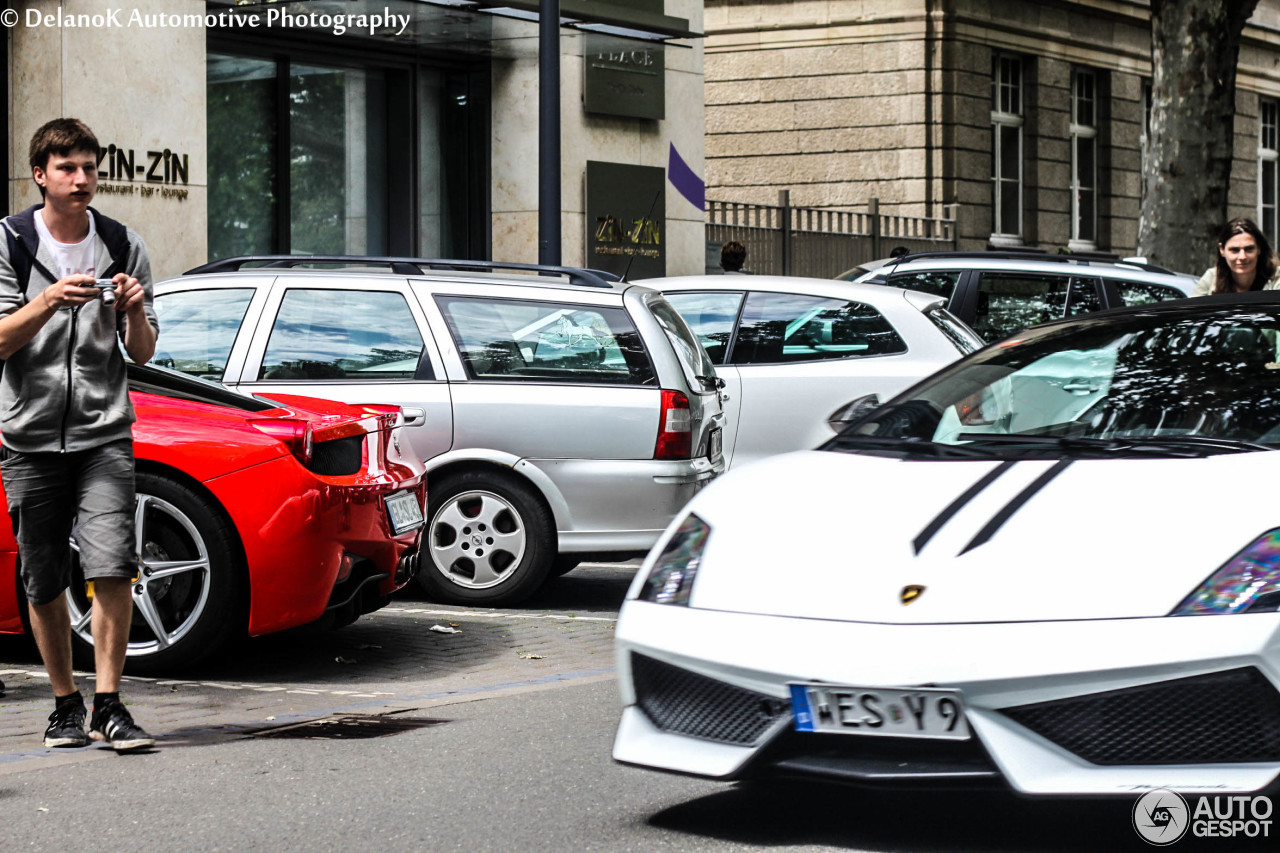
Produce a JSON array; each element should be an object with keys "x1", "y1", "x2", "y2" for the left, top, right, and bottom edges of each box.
[
  {"x1": 1001, "y1": 667, "x2": 1280, "y2": 765},
  {"x1": 631, "y1": 653, "x2": 789, "y2": 746}
]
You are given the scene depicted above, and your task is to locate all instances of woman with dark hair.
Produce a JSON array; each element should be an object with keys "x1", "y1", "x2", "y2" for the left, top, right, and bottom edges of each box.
[{"x1": 1192, "y1": 217, "x2": 1280, "y2": 295}]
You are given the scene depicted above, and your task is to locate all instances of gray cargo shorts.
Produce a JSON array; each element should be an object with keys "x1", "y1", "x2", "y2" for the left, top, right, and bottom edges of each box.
[{"x1": 1, "y1": 439, "x2": 138, "y2": 606}]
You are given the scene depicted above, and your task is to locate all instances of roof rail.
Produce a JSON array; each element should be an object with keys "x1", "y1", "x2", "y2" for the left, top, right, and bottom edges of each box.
[
  {"x1": 183, "y1": 255, "x2": 623, "y2": 289},
  {"x1": 886, "y1": 250, "x2": 1178, "y2": 276}
]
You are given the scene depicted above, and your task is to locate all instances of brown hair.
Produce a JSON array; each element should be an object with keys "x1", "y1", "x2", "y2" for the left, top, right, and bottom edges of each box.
[
  {"x1": 1213, "y1": 217, "x2": 1277, "y2": 293},
  {"x1": 28, "y1": 118, "x2": 100, "y2": 197},
  {"x1": 720, "y1": 240, "x2": 746, "y2": 272}
]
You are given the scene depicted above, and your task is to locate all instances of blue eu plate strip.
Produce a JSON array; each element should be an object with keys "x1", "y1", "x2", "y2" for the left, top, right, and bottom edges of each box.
[{"x1": 789, "y1": 684, "x2": 815, "y2": 732}]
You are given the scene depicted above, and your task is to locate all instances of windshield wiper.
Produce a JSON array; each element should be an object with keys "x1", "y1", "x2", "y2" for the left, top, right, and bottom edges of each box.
[
  {"x1": 955, "y1": 432, "x2": 1272, "y2": 458},
  {"x1": 826, "y1": 434, "x2": 999, "y2": 459},
  {"x1": 1106, "y1": 434, "x2": 1274, "y2": 454}
]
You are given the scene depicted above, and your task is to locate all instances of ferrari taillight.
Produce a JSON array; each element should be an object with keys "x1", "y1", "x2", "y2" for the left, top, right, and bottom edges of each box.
[
  {"x1": 654, "y1": 390, "x2": 692, "y2": 460},
  {"x1": 250, "y1": 419, "x2": 314, "y2": 465}
]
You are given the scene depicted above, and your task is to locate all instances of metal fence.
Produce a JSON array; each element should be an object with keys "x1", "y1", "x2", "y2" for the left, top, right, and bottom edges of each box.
[{"x1": 706, "y1": 192, "x2": 957, "y2": 278}]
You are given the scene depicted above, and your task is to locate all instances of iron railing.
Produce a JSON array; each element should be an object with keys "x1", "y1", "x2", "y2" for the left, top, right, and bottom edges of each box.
[{"x1": 706, "y1": 193, "x2": 957, "y2": 277}]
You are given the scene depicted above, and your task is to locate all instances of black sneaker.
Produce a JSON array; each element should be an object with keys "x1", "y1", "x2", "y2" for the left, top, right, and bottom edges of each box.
[
  {"x1": 44, "y1": 698, "x2": 89, "y2": 748},
  {"x1": 89, "y1": 700, "x2": 155, "y2": 752}
]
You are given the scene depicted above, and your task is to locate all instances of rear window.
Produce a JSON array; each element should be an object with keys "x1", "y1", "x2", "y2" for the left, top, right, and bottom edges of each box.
[
  {"x1": 1115, "y1": 280, "x2": 1187, "y2": 306},
  {"x1": 437, "y1": 296, "x2": 656, "y2": 385},
  {"x1": 663, "y1": 290, "x2": 744, "y2": 366},
  {"x1": 732, "y1": 291, "x2": 907, "y2": 364},
  {"x1": 259, "y1": 289, "x2": 427, "y2": 381},
  {"x1": 647, "y1": 296, "x2": 719, "y2": 388},
  {"x1": 127, "y1": 363, "x2": 276, "y2": 412},
  {"x1": 884, "y1": 270, "x2": 962, "y2": 300},
  {"x1": 153, "y1": 288, "x2": 255, "y2": 381}
]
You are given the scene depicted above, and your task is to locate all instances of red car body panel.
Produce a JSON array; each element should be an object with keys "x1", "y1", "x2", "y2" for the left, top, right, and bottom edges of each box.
[{"x1": 0, "y1": 378, "x2": 426, "y2": 642}]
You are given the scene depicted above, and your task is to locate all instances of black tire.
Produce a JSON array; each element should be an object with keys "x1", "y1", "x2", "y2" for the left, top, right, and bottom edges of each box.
[
  {"x1": 550, "y1": 556, "x2": 580, "y2": 577},
  {"x1": 67, "y1": 471, "x2": 245, "y2": 675},
  {"x1": 416, "y1": 470, "x2": 555, "y2": 606}
]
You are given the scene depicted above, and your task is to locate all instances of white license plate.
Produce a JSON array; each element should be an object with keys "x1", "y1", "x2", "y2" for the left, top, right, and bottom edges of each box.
[
  {"x1": 789, "y1": 683, "x2": 970, "y2": 740},
  {"x1": 708, "y1": 427, "x2": 723, "y2": 462},
  {"x1": 385, "y1": 490, "x2": 424, "y2": 534}
]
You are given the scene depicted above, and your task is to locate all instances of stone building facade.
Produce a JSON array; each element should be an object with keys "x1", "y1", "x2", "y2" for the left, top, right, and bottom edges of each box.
[
  {"x1": 704, "y1": 0, "x2": 1280, "y2": 264},
  {"x1": 5, "y1": 0, "x2": 706, "y2": 280}
]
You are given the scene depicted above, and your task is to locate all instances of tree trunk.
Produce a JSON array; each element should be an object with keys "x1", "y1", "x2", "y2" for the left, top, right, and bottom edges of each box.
[{"x1": 1137, "y1": 0, "x2": 1258, "y2": 274}]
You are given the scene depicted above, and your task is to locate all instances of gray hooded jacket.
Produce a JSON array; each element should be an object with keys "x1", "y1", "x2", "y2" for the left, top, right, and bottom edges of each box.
[{"x1": 0, "y1": 204, "x2": 159, "y2": 453}]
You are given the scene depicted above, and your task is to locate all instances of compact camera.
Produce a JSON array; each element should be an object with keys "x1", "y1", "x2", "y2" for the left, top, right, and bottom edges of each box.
[{"x1": 93, "y1": 279, "x2": 117, "y2": 305}]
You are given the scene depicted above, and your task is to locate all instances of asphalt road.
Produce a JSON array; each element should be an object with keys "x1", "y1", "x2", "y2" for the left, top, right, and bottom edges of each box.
[{"x1": 0, "y1": 565, "x2": 1273, "y2": 851}]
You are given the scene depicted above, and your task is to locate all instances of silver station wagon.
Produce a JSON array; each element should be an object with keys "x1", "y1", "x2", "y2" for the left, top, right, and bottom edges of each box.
[{"x1": 153, "y1": 257, "x2": 725, "y2": 606}]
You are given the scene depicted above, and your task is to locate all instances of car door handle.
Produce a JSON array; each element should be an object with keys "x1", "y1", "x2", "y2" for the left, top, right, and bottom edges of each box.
[
  {"x1": 1062, "y1": 382, "x2": 1099, "y2": 395},
  {"x1": 401, "y1": 407, "x2": 427, "y2": 427}
]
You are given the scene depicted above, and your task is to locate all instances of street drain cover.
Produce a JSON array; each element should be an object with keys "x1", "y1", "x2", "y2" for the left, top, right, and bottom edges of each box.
[{"x1": 255, "y1": 715, "x2": 447, "y2": 740}]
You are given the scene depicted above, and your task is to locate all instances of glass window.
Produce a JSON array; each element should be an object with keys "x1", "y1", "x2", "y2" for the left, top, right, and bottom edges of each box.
[
  {"x1": 1116, "y1": 281, "x2": 1187, "y2": 306},
  {"x1": 290, "y1": 64, "x2": 388, "y2": 255},
  {"x1": 1140, "y1": 81, "x2": 1152, "y2": 202},
  {"x1": 884, "y1": 270, "x2": 963, "y2": 301},
  {"x1": 991, "y1": 55, "x2": 1024, "y2": 239},
  {"x1": 437, "y1": 297, "x2": 656, "y2": 385},
  {"x1": 663, "y1": 291, "x2": 745, "y2": 365},
  {"x1": 1261, "y1": 99, "x2": 1278, "y2": 246},
  {"x1": 1071, "y1": 69, "x2": 1099, "y2": 247},
  {"x1": 733, "y1": 292, "x2": 907, "y2": 365},
  {"x1": 207, "y1": 54, "x2": 277, "y2": 259},
  {"x1": 972, "y1": 273, "x2": 1099, "y2": 341},
  {"x1": 645, "y1": 297, "x2": 715, "y2": 388},
  {"x1": 206, "y1": 50, "x2": 486, "y2": 261},
  {"x1": 260, "y1": 290, "x2": 426, "y2": 380},
  {"x1": 153, "y1": 288, "x2": 256, "y2": 381},
  {"x1": 840, "y1": 307, "x2": 1280, "y2": 451}
]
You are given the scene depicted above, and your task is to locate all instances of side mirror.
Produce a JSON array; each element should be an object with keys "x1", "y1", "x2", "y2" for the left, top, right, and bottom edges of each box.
[{"x1": 827, "y1": 393, "x2": 880, "y2": 430}]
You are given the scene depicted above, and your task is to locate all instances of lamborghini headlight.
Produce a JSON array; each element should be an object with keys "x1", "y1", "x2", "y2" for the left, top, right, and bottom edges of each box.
[
  {"x1": 1173, "y1": 529, "x2": 1280, "y2": 615},
  {"x1": 638, "y1": 514, "x2": 710, "y2": 606}
]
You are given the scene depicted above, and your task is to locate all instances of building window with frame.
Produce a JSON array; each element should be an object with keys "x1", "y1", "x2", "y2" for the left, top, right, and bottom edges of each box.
[
  {"x1": 991, "y1": 55, "x2": 1024, "y2": 244},
  {"x1": 1261, "y1": 99, "x2": 1279, "y2": 246},
  {"x1": 1070, "y1": 69, "x2": 1098, "y2": 250},
  {"x1": 1140, "y1": 81, "x2": 1152, "y2": 203}
]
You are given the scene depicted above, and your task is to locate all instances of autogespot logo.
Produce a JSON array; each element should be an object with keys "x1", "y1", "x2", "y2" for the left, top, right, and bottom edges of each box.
[{"x1": 1133, "y1": 789, "x2": 1190, "y2": 845}]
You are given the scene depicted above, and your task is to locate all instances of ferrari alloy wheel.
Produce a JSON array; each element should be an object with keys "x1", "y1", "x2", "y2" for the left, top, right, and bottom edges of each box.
[
  {"x1": 67, "y1": 471, "x2": 244, "y2": 674},
  {"x1": 417, "y1": 470, "x2": 554, "y2": 606}
]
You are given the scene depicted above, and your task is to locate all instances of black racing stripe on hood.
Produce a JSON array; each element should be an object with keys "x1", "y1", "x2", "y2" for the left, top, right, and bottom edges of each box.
[
  {"x1": 959, "y1": 458, "x2": 1074, "y2": 555},
  {"x1": 912, "y1": 461, "x2": 1017, "y2": 555}
]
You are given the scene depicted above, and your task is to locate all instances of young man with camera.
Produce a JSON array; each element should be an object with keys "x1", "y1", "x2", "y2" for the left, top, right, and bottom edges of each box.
[{"x1": 0, "y1": 118, "x2": 159, "y2": 752}]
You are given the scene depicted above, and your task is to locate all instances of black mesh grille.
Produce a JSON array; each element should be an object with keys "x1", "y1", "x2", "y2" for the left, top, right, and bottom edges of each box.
[
  {"x1": 1001, "y1": 667, "x2": 1280, "y2": 765},
  {"x1": 631, "y1": 653, "x2": 790, "y2": 746},
  {"x1": 308, "y1": 435, "x2": 365, "y2": 476}
]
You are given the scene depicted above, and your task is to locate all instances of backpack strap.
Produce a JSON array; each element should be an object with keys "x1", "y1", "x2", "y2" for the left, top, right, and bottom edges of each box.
[
  {"x1": 90, "y1": 208, "x2": 131, "y2": 280},
  {"x1": 3, "y1": 215, "x2": 57, "y2": 297}
]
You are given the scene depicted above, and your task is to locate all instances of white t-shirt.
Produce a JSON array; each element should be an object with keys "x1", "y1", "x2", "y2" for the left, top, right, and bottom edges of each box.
[{"x1": 34, "y1": 210, "x2": 97, "y2": 280}]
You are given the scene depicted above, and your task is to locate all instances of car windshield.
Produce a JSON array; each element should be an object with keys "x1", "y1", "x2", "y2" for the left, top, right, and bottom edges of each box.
[{"x1": 829, "y1": 304, "x2": 1280, "y2": 459}]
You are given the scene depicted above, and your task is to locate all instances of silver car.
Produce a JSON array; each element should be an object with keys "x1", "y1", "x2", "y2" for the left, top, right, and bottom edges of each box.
[
  {"x1": 645, "y1": 275, "x2": 983, "y2": 469},
  {"x1": 153, "y1": 257, "x2": 725, "y2": 606}
]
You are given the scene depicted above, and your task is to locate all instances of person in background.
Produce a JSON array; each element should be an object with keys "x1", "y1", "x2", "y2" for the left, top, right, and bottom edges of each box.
[
  {"x1": 1192, "y1": 217, "x2": 1280, "y2": 296},
  {"x1": 720, "y1": 241, "x2": 747, "y2": 275}
]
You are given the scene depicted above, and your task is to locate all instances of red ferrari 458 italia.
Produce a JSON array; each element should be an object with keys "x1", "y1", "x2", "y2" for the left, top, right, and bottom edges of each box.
[{"x1": 0, "y1": 363, "x2": 426, "y2": 673}]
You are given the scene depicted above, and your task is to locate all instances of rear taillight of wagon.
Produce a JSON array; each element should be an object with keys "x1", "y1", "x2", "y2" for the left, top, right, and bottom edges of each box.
[{"x1": 654, "y1": 390, "x2": 692, "y2": 460}]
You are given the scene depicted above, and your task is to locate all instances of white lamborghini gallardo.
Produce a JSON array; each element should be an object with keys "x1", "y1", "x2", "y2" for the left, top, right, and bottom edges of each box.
[{"x1": 613, "y1": 292, "x2": 1280, "y2": 796}]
